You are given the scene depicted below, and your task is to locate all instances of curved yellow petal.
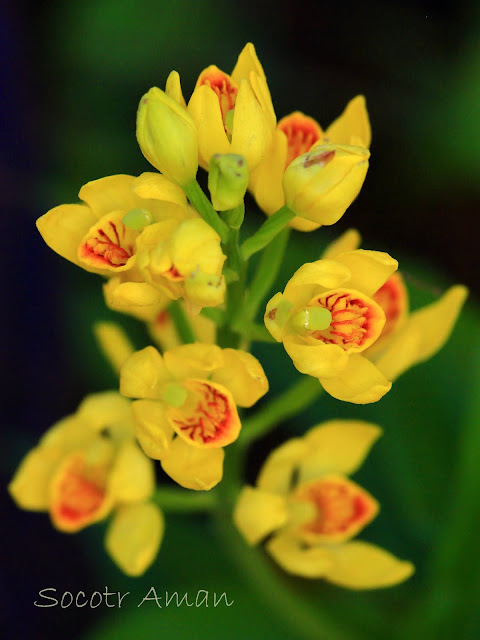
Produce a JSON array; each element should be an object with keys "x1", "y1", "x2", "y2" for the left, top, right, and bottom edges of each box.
[
  {"x1": 132, "y1": 399, "x2": 174, "y2": 460},
  {"x1": 120, "y1": 346, "x2": 171, "y2": 399},
  {"x1": 94, "y1": 322, "x2": 135, "y2": 374},
  {"x1": 289, "y1": 217, "x2": 322, "y2": 232},
  {"x1": 105, "y1": 502, "x2": 164, "y2": 576},
  {"x1": 334, "y1": 250, "x2": 398, "y2": 298},
  {"x1": 161, "y1": 436, "x2": 224, "y2": 490},
  {"x1": 109, "y1": 440, "x2": 155, "y2": 502},
  {"x1": 320, "y1": 354, "x2": 392, "y2": 404},
  {"x1": 283, "y1": 260, "x2": 351, "y2": 307},
  {"x1": 40, "y1": 414, "x2": 96, "y2": 451},
  {"x1": 266, "y1": 531, "x2": 333, "y2": 578},
  {"x1": 164, "y1": 343, "x2": 223, "y2": 380},
  {"x1": 76, "y1": 391, "x2": 133, "y2": 439},
  {"x1": 188, "y1": 84, "x2": 230, "y2": 167},
  {"x1": 232, "y1": 42, "x2": 266, "y2": 83},
  {"x1": 132, "y1": 172, "x2": 187, "y2": 207},
  {"x1": 165, "y1": 70, "x2": 186, "y2": 108},
  {"x1": 78, "y1": 175, "x2": 137, "y2": 219},
  {"x1": 9, "y1": 447, "x2": 59, "y2": 511},
  {"x1": 36, "y1": 204, "x2": 99, "y2": 270},
  {"x1": 325, "y1": 95, "x2": 371, "y2": 148},
  {"x1": 298, "y1": 420, "x2": 382, "y2": 482},
  {"x1": 283, "y1": 337, "x2": 349, "y2": 379},
  {"x1": 249, "y1": 129, "x2": 287, "y2": 216},
  {"x1": 375, "y1": 285, "x2": 468, "y2": 381},
  {"x1": 231, "y1": 79, "x2": 271, "y2": 170},
  {"x1": 103, "y1": 278, "x2": 168, "y2": 322},
  {"x1": 324, "y1": 541, "x2": 414, "y2": 589},
  {"x1": 257, "y1": 438, "x2": 308, "y2": 494},
  {"x1": 322, "y1": 229, "x2": 362, "y2": 259},
  {"x1": 233, "y1": 486, "x2": 288, "y2": 545},
  {"x1": 211, "y1": 348, "x2": 268, "y2": 408}
]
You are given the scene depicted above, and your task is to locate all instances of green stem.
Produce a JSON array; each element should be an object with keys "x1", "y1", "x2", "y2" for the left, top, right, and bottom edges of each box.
[
  {"x1": 168, "y1": 301, "x2": 196, "y2": 344},
  {"x1": 241, "y1": 205, "x2": 295, "y2": 260},
  {"x1": 152, "y1": 487, "x2": 218, "y2": 513},
  {"x1": 184, "y1": 179, "x2": 229, "y2": 243},
  {"x1": 239, "y1": 376, "x2": 323, "y2": 446},
  {"x1": 244, "y1": 228, "x2": 290, "y2": 322}
]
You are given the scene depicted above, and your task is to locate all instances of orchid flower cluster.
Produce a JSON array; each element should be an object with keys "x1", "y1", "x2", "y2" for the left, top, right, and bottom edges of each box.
[{"x1": 10, "y1": 44, "x2": 467, "y2": 588}]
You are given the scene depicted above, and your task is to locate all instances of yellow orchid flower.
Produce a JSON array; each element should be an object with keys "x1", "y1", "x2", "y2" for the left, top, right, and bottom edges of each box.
[
  {"x1": 323, "y1": 229, "x2": 468, "y2": 382},
  {"x1": 37, "y1": 172, "x2": 227, "y2": 313},
  {"x1": 9, "y1": 392, "x2": 163, "y2": 576},
  {"x1": 187, "y1": 42, "x2": 276, "y2": 171},
  {"x1": 120, "y1": 344, "x2": 268, "y2": 490},
  {"x1": 250, "y1": 96, "x2": 371, "y2": 231},
  {"x1": 264, "y1": 249, "x2": 398, "y2": 404},
  {"x1": 37, "y1": 172, "x2": 190, "y2": 274},
  {"x1": 234, "y1": 420, "x2": 414, "y2": 589}
]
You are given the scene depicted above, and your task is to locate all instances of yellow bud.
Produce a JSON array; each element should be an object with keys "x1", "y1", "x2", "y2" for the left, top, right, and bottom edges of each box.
[
  {"x1": 282, "y1": 144, "x2": 370, "y2": 226},
  {"x1": 208, "y1": 153, "x2": 249, "y2": 213},
  {"x1": 184, "y1": 271, "x2": 226, "y2": 310},
  {"x1": 136, "y1": 87, "x2": 198, "y2": 186}
]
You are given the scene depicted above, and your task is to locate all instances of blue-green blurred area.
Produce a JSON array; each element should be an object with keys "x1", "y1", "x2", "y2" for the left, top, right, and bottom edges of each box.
[{"x1": 2, "y1": 1, "x2": 480, "y2": 639}]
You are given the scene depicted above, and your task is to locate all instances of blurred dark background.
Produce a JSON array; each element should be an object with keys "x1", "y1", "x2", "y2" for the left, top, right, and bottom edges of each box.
[{"x1": 1, "y1": 1, "x2": 479, "y2": 639}]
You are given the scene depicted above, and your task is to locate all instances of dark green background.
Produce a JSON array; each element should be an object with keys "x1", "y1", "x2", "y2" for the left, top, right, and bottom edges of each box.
[{"x1": 2, "y1": 1, "x2": 479, "y2": 639}]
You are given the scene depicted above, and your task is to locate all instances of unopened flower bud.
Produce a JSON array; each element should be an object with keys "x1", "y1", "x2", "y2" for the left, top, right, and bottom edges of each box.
[
  {"x1": 136, "y1": 87, "x2": 198, "y2": 186},
  {"x1": 208, "y1": 154, "x2": 249, "y2": 212},
  {"x1": 282, "y1": 144, "x2": 370, "y2": 226}
]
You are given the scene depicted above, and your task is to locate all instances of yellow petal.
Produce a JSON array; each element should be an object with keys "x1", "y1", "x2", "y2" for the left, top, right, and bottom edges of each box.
[
  {"x1": 334, "y1": 250, "x2": 398, "y2": 297},
  {"x1": 120, "y1": 346, "x2": 171, "y2": 399},
  {"x1": 164, "y1": 343, "x2": 223, "y2": 380},
  {"x1": 132, "y1": 172, "x2": 187, "y2": 207},
  {"x1": 231, "y1": 42, "x2": 266, "y2": 83},
  {"x1": 249, "y1": 71, "x2": 277, "y2": 131},
  {"x1": 325, "y1": 95, "x2": 371, "y2": 148},
  {"x1": 211, "y1": 348, "x2": 268, "y2": 408},
  {"x1": 298, "y1": 420, "x2": 382, "y2": 482},
  {"x1": 165, "y1": 70, "x2": 186, "y2": 108},
  {"x1": 324, "y1": 541, "x2": 414, "y2": 589},
  {"x1": 76, "y1": 391, "x2": 133, "y2": 440},
  {"x1": 94, "y1": 322, "x2": 135, "y2": 374},
  {"x1": 109, "y1": 440, "x2": 155, "y2": 502},
  {"x1": 231, "y1": 79, "x2": 272, "y2": 170},
  {"x1": 40, "y1": 414, "x2": 96, "y2": 451},
  {"x1": 320, "y1": 354, "x2": 392, "y2": 404},
  {"x1": 249, "y1": 129, "x2": 287, "y2": 216},
  {"x1": 9, "y1": 447, "x2": 59, "y2": 510},
  {"x1": 103, "y1": 278, "x2": 168, "y2": 322},
  {"x1": 266, "y1": 531, "x2": 333, "y2": 578},
  {"x1": 283, "y1": 260, "x2": 351, "y2": 307},
  {"x1": 375, "y1": 285, "x2": 468, "y2": 381},
  {"x1": 78, "y1": 175, "x2": 137, "y2": 219},
  {"x1": 188, "y1": 83, "x2": 230, "y2": 167},
  {"x1": 160, "y1": 436, "x2": 224, "y2": 490},
  {"x1": 132, "y1": 399, "x2": 174, "y2": 460},
  {"x1": 233, "y1": 486, "x2": 288, "y2": 545},
  {"x1": 36, "y1": 204, "x2": 99, "y2": 270},
  {"x1": 105, "y1": 502, "x2": 164, "y2": 576},
  {"x1": 283, "y1": 337, "x2": 349, "y2": 379},
  {"x1": 322, "y1": 229, "x2": 362, "y2": 259},
  {"x1": 257, "y1": 438, "x2": 308, "y2": 494}
]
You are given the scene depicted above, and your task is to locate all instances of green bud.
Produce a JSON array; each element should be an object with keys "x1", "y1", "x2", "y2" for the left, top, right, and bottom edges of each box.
[
  {"x1": 291, "y1": 307, "x2": 332, "y2": 334},
  {"x1": 122, "y1": 208, "x2": 153, "y2": 230},
  {"x1": 208, "y1": 153, "x2": 249, "y2": 212},
  {"x1": 161, "y1": 383, "x2": 188, "y2": 408}
]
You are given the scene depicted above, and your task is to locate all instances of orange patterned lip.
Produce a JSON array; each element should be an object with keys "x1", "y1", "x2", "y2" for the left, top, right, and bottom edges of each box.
[
  {"x1": 51, "y1": 455, "x2": 108, "y2": 531},
  {"x1": 373, "y1": 272, "x2": 408, "y2": 339},
  {"x1": 310, "y1": 289, "x2": 385, "y2": 352},
  {"x1": 79, "y1": 220, "x2": 136, "y2": 268},
  {"x1": 278, "y1": 113, "x2": 322, "y2": 168},
  {"x1": 296, "y1": 476, "x2": 377, "y2": 540},
  {"x1": 168, "y1": 380, "x2": 239, "y2": 448},
  {"x1": 199, "y1": 69, "x2": 238, "y2": 129}
]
